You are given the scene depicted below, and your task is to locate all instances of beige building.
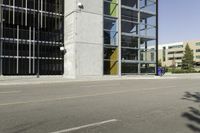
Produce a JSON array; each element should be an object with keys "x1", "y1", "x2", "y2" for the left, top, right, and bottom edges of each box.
[{"x1": 159, "y1": 40, "x2": 200, "y2": 67}]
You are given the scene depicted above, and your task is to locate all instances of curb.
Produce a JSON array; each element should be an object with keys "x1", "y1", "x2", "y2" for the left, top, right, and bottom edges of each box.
[{"x1": 0, "y1": 76, "x2": 178, "y2": 86}]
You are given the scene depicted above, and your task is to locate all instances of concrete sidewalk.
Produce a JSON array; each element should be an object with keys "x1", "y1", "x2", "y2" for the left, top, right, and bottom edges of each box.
[
  {"x1": 0, "y1": 75, "x2": 171, "y2": 86},
  {"x1": 0, "y1": 73, "x2": 199, "y2": 86}
]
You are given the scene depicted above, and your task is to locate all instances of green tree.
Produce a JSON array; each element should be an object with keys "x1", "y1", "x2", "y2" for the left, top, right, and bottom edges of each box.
[{"x1": 182, "y1": 44, "x2": 194, "y2": 69}]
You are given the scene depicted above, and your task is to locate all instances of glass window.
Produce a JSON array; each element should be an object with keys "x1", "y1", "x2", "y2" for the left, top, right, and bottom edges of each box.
[
  {"x1": 140, "y1": 49, "x2": 155, "y2": 62},
  {"x1": 196, "y1": 42, "x2": 200, "y2": 46},
  {"x1": 104, "y1": 17, "x2": 118, "y2": 46},
  {"x1": 141, "y1": 63, "x2": 156, "y2": 74},
  {"x1": 140, "y1": 0, "x2": 156, "y2": 13},
  {"x1": 168, "y1": 45, "x2": 183, "y2": 49},
  {"x1": 122, "y1": 36, "x2": 138, "y2": 48},
  {"x1": 121, "y1": 0, "x2": 138, "y2": 9},
  {"x1": 163, "y1": 47, "x2": 166, "y2": 61},
  {"x1": 196, "y1": 49, "x2": 200, "y2": 53},
  {"x1": 122, "y1": 63, "x2": 138, "y2": 74},
  {"x1": 196, "y1": 56, "x2": 200, "y2": 59},
  {"x1": 122, "y1": 48, "x2": 138, "y2": 61}
]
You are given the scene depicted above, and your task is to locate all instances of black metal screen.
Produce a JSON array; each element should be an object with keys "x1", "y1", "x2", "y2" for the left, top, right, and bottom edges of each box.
[{"x1": 0, "y1": 0, "x2": 64, "y2": 75}]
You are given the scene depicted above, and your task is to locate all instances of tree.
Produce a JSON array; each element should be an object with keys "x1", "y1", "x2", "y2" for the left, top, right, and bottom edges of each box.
[{"x1": 182, "y1": 44, "x2": 194, "y2": 69}]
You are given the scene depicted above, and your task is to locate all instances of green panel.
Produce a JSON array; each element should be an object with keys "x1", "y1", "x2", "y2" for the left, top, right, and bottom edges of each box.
[{"x1": 110, "y1": 0, "x2": 117, "y2": 17}]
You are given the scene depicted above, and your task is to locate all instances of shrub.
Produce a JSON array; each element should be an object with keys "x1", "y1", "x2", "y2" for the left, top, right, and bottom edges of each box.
[{"x1": 170, "y1": 68, "x2": 198, "y2": 74}]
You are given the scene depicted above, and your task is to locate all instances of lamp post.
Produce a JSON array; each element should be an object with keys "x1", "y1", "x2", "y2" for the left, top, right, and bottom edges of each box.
[{"x1": 156, "y1": 0, "x2": 159, "y2": 76}]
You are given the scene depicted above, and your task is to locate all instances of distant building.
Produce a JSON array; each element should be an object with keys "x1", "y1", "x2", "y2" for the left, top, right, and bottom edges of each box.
[{"x1": 158, "y1": 41, "x2": 200, "y2": 67}]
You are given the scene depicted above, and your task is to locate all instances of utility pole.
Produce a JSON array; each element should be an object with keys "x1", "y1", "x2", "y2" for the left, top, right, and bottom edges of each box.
[{"x1": 156, "y1": 0, "x2": 159, "y2": 75}]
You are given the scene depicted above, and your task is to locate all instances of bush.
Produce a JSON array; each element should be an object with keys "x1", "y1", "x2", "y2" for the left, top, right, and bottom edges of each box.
[
  {"x1": 170, "y1": 68, "x2": 198, "y2": 74},
  {"x1": 163, "y1": 67, "x2": 200, "y2": 73}
]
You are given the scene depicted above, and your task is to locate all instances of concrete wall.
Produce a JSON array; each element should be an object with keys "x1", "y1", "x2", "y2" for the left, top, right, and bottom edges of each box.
[
  {"x1": 64, "y1": 0, "x2": 103, "y2": 78},
  {"x1": 64, "y1": 0, "x2": 77, "y2": 78}
]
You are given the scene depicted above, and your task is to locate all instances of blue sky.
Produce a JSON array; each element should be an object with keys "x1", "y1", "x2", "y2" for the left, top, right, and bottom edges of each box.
[{"x1": 159, "y1": 0, "x2": 200, "y2": 44}]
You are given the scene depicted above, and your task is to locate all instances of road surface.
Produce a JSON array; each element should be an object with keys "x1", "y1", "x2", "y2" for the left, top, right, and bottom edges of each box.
[{"x1": 0, "y1": 78, "x2": 199, "y2": 133}]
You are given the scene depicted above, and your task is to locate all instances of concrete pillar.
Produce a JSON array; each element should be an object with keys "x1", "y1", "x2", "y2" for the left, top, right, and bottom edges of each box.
[
  {"x1": 64, "y1": 0, "x2": 103, "y2": 78},
  {"x1": 64, "y1": 0, "x2": 77, "y2": 78}
]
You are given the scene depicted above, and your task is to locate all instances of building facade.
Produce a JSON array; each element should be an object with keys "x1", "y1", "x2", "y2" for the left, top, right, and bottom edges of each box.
[
  {"x1": 159, "y1": 41, "x2": 200, "y2": 67},
  {"x1": 0, "y1": 0, "x2": 158, "y2": 77},
  {"x1": 0, "y1": 0, "x2": 64, "y2": 75},
  {"x1": 65, "y1": 0, "x2": 158, "y2": 78}
]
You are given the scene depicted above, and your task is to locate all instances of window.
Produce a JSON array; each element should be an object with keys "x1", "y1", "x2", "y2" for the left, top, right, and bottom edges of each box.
[
  {"x1": 104, "y1": 0, "x2": 119, "y2": 75},
  {"x1": 196, "y1": 56, "x2": 200, "y2": 59},
  {"x1": 121, "y1": 36, "x2": 138, "y2": 48},
  {"x1": 168, "y1": 45, "x2": 183, "y2": 49},
  {"x1": 196, "y1": 42, "x2": 200, "y2": 46},
  {"x1": 168, "y1": 52, "x2": 174, "y2": 55},
  {"x1": 168, "y1": 57, "x2": 182, "y2": 60},
  {"x1": 104, "y1": 18, "x2": 118, "y2": 46},
  {"x1": 122, "y1": 63, "x2": 138, "y2": 74},
  {"x1": 122, "y1": 48, "x2": 138, "y2": 61},
  {"x1": 196, "y1": 49, "x2": 200, "y2": 53},
  {"x1": 168, "y1": 51, "x2": 183, "y2": 54},
  {"x1": 151, "y1": 52, "x2": 154, "y2": 61},
  {"x1": 163, "y1": 47, "x2": 166, "y2": 61}
]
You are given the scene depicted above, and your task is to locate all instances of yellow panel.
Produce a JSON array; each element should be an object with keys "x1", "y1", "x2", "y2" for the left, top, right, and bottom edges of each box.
[
  {"x1": 110, "y1": 0, "x2": 117, "y2": 17},
  {"x1": 110, "y1": 48, "x2": 118, "y2": 75}
]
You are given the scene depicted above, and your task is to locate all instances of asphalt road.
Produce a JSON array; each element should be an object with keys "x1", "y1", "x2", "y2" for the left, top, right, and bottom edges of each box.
[{"x1": 0, "y1": 78, "x2": 200, "y2": 133}]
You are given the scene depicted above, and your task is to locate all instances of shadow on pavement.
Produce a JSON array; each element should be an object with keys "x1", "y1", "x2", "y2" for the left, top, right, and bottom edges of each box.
[{"x1": 182, "y1": 92, "x2": 200, "y2": 132}]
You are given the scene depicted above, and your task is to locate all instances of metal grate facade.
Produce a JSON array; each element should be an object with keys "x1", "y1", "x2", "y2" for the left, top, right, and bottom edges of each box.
[{"x1": 0, "y1": 0, "x2": 64, "y2": 75}]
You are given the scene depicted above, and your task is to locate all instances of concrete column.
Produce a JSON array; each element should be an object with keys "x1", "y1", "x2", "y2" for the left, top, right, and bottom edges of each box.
[
  {"x1": 64, "y1": 0, "x2": 103, "y2": 78},
  {"x1": 64, "y1": 0, "x2": 77, "y2": 78}
]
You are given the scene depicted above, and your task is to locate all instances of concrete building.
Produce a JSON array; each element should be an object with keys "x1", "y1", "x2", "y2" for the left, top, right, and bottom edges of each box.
[
  {"x1": 65, "y1": 0, "x2": 158, "y2": 78},
  {"x1": 0, "y1": 0, "x2": 158, "y2": 78},
  {"x1": 159, "y1": 40, "x2": 200, "y2": 67}
]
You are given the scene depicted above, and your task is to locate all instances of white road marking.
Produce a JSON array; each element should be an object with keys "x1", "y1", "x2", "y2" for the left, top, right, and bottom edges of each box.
[
  {"x1": 50, "y1": 119, "x2": 119, "y2": 133},
  {"x1": 0, "y1": 91, "x2": 21, "y2": 94},
  {"x1": 81, "y1": 84, "x2": 120, "y2": 88},
  {"x1": 0, "y1": 86, "x2": 176, "y2": 107}
]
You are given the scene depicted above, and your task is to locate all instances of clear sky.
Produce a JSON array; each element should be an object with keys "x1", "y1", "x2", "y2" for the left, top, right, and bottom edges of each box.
[{"x1": 159, "y1": 0, "x2": 200, "y2": 44}]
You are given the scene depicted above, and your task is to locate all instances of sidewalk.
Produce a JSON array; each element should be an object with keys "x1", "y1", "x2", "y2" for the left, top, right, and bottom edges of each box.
[
  {"x1": 1, "y1": 73, "x2": 200, "y2": 86},
  {"x1": 0, "y1": 74, "x2": 180, "y2": 86}
]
